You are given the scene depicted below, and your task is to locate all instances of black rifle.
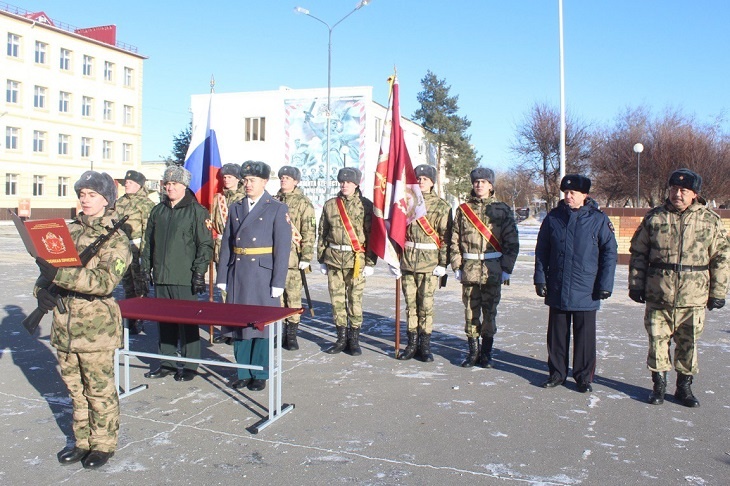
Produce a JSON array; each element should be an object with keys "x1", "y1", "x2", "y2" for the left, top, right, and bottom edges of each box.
[
  {"x1": 22, "y1": 215, "x2": 129, "y2": 335},
  {"x1": 300, "y1": 268, "x2": 315, "y2": 316}
]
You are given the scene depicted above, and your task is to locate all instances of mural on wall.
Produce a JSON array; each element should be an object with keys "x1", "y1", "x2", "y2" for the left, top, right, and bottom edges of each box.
[{"x1": 284, "y1": 96, "x2": 366, "y2": 209}]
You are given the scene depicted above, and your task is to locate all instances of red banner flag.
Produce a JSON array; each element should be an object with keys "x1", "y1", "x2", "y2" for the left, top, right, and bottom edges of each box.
[{"x1": 371, "y1": 76, "x2": 426, "y2": 268}]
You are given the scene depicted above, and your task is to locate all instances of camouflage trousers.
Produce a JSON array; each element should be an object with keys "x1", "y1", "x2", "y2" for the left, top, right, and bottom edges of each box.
[
  {"x1": 644, "y1": 304, "x2": 705, "y2": 375},
  {"x1": 122, "y1": 249, "x2": 148, "y2": 298},
  {"x1": 462, "y1": 283, "x2": 502, "y2": 339},
  {"x1": 283, "y1": 267, "x2": 303, "y2": 325},
  {"x1": 57, "y1": 349, "x2": 119, "y2": 452},
  {"x1": 327, "y1": 267, "x2": 366, "y2": 329},
  {"x1": 401, "y1": 271, "x2": 438, "y2": 334}
]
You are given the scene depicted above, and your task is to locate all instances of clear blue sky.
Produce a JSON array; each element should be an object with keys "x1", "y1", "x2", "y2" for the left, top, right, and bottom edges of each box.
[{"x1": 18, "y1": 1, "x2": 730, "y2": 171}]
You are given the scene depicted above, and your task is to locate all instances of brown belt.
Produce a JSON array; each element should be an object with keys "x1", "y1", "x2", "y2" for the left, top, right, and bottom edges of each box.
[{"x1": 233, "y1": 246, "x2": 272, "y2": 255}]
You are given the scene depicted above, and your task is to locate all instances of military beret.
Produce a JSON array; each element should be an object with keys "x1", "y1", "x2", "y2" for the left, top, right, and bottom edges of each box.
[
  {"x1": 560, "y1": 174, "x2": 591, "y2": 194},
  {"x1": 220, "y1": 163, "x2": 241, "y2": 179},
  {"x1": 163, "y1": 165, "x2": 192, "y2": 187},
  {"x1": 240, "y1": 161, "x2": 271, "y2": 180},
  {"x1": 75, "y1": 171, "x2": 117, "y2": 208},
  {"x1": 414, "y1": 164, "x2": 437, "y2": 183},
  {"x1": 337, "y1": 167, "x2": 362, "y2": 185},
  {"x1": 278, "y1": 165, "x2": 301, "y2": 182},
  {"x1": 124, "y1": 170, "x2": 146, "y2": 186},
  {"x1": 470, "y1": 167, "x2": 495, "y2": 185},
  {"x1": 668, "y1": 168, "x2": 701, "y2": 193}
]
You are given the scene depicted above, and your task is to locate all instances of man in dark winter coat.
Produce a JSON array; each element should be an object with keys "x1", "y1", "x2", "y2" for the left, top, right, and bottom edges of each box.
[{"x1": 534, "y1": 174, "x2": 617, "y2": 393}]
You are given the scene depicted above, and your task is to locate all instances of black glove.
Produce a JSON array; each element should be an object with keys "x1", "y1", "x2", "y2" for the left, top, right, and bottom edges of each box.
[
  {"x1": 535, "y1": 284, "x2": 547, "y2": 297},
  {"x1": 36, "y1": 257, "x2": 58, "y2": 282},
  {"x1": 707, "y1": 298, "x2": 725, "y2": 310},
  {"x1": 629, "y1": 289, "x2": 645, "y2": 304},
  {"x1": 594, "y1": 290, "x2": 611, "y2": 300},
  {"x1": 37, "y1": 288, "x2": 57, "y2": 313},
  {"x1": 192, "y1": 272, "x2": 206, "y2": 295}
]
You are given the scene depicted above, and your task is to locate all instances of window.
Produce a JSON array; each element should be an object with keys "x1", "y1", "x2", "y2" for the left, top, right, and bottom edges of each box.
[
  {"x1": 33, "y1": 175, "x2": 45, "y2": 196},
  {"x1": 34, "y1": 41, "x2": 47, "y2": 64},
  {"x1": 59, "y1": 48, "x2": 71, "y2": 70},
  {"x1": 83, "y1": 55, "x2": 93, "y2": 76},
  {"x1": 123, "y1": 143, "x2": 132, "y2": 162},
  {"x1": 58, "y1": 134, "x2": 70, "y2": 155},
  {"x1": 245, "y1": 117, "x2": 266, "y2": 142},
  {"x1": 374, "y1": 117, "x2": 382, "y2": 142},
  {"x1": 81, "y1": 137, "x2": 92, "y2": 157},
  {"x1": 6, "y1": 173, "x2": 18, "y2": 196},
  {"x1": 104, "y1": 61, "x2": 114, "y2": 82},
  {"x1": 33, "y1": 131, "x2": 46, "y2": 153},
  {"x1": 124, "y1": 105, "x2": 133, "y2": 125},
  {"x1": 103, "y1": 100, "x2": 113, "y2": 121},
  {"x1": 34, "y1": 85, "x2": 46, "y2": 108},
  {"x1": 5, "y1": 127, "x2": 19, "y2": 150},
  {"x1": 124, "y1": 67, "x2": 133, "y2": 87},
  {"x1": 59, "y1": 91, "x2": 71, "y2": 113},
  {"x1": 82, "y1": 96, "x2": 93, "y2": 117},
  {"x1": 6, "y1": 80, "x2": 20, "y2": 103},
  {"x1": 102, "y1": 140, "x2": 113, "y2": 160},
  {"x1": 58, "y1": 177, "x2": 69, "y2": 197},
  {"x1": 7, "y1": 33, "x2": 20, "y2": 57}
]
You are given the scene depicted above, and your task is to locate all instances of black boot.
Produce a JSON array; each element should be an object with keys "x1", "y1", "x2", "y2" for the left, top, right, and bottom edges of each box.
[
  {"x1": 675, "y1": 373, "x2": 700, "y2": 408},
  {"x1": 478, "y1": 337, "x2": 494, "y2": 368},
  {"x1": 326, "y1": 326, "x2": 347, "y2": 354},
  {"x1": 280, "y1": 322, "x2": 288, "y2": 349},
  {"x1": 648, "y1": 371, "x2": 666, "y2": 405},
  {"x1": 461, "y1": 337, "x2": 479, "y2": 367},
  {"x1": 398, "y1": 331, "x2": 418, "y2": 360},
  {"x1": 127, "y1": 319, "x2": 143, "y2": 335},
  {"x1": 347, "y1": 327, "x2": 362, "y2": 356},
  {"x1": 284, "y1": 322, "x2": 299, "y2": 350},
  {"x1": 417, "y1": 332, "x2": 433, "y2": 362}
]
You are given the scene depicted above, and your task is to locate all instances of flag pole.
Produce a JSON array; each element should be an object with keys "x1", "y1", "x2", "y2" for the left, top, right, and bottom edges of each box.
[
  {"x1": 389, "y1": 70, "x2": 401, "y2": 359},
  {"x1": 207, "y1": 75, "x2": 216, "y2": 343}
]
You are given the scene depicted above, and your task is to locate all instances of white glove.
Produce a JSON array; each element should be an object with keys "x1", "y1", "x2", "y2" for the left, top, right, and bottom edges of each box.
[
  {"x1": 363, "y1": 266, "x2": 374, "y2": 277},
  {"x1": 298, "y1": 261, "x2": 311, "y2": 270},
  {"x1": 216, "y1": 283, "x2": 227, "y2": 292},
  {"x1": 501, "y1": 272, "x2": 511, "y2": 283},
  {"x1": 320, "y1": 263, "x2": 328, "y2": 275},
  {"x1": 389, "y1": 265, "x2": 402, "y2": 279},
  {"x1": 271, "y1": 287, "x2": 284, "y2": 298},
  {"x1": 432, "y1": 266, "x2": 447, "y2": 277},
  {"x1": 454, "y1": 269, "x2": 462, "y2": 282}
]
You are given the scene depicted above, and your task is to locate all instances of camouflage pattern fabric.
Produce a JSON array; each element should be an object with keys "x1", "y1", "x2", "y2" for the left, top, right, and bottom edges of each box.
[
  {"x1": 115, "y1": 186, "x2": 155, "y2": 298},
  {"x1": 284, "y1": 269, "x2": 304, "y2": 325},
  {"x1": 211, "y1": 187, "x2": 246, "y2": 263},
  {"x1": 462, "y1": 283, "x2": 502, "y2": 338},
  {"x1": 327, "y1": 267, "x2": 366, "y2": 329},
  {"x1": 317, "y1": 188, "x2": 377, "y2": 269},
  {"x1": 402, "y1": 272, "x2": 438, "y2": 333},
  {"x1": 644, "y1": 303, "x2": 705, "y2": 374}
]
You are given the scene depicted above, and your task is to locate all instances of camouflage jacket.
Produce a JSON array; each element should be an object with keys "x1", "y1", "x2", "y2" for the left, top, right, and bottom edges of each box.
[
  {"x1": 317, "y1": 188, "x2": 377, "y2": 269},
  {"x1": 276, "y1": 186, "x2": 316, "y2": 269},
  {"x1": 450, "y1": 193, "x2": 519, "y2": 285},
  {"x1": 114, "y1": 186, "x2": 155, "y2": 253},
  {"x1": 401, "y1": 189, "x2": 453, "y2": 273},
  {"x1": 41, "y1": 211, "x2": 131, "y2": 353},
  {"x1": 629, "y1": 199, "x2": 730, "y2": 307},
  {"x1": 211, "y1": 187, "x2": 245, "y2": 262}
]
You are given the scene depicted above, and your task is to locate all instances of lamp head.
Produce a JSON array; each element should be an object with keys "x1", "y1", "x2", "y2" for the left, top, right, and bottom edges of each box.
[{"x1": 633, "y1": 143, "x2": 644, "y2": 154}]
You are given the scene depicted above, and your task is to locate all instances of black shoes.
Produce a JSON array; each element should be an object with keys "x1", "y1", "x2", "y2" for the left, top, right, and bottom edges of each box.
[
  {"x1": 577, "y1": 382, "x2": 593, "y2": 393},
  {"x1": 81, "y1": 450, "x2": 114, "y2": 469},
  {"x1": 247, "y1": 379, "x2": 266, "y2": 391},
  {"x1": 213, "y1": 334, "x2": 232, "y2": 345},
  {"x1": 174, "y1": 369, "x2": 197, "y2": 382},
  {"x1": 57, "y1": 446, "x2": 89, "y2": 465},
  {"x1": 144, "y1": 367, "x2": 174, "y2": 379},
  {"x1": 542, "y1": 375, "x2": 565, "y2": 388},
  {"x1": 229, "y1": 378, "x2": 251, "y2": 389}
]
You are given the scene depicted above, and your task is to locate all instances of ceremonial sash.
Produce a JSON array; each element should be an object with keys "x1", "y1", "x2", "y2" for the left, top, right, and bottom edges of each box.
[
  {"x1": 291, "y1": 223, "x2": 302, "y2": 247},
  {"x1": 335, "y1": 197, "x2": 365, "y2": 276},
  {"x1": 459, "y1": 203, "x2": 503, "y2": 253},
  {"x1": 416, "y1": 215, "x2": 441, "y2": 248},
  {"x1": 213, "y1": 193, "x2": 228, "y2": 239}
]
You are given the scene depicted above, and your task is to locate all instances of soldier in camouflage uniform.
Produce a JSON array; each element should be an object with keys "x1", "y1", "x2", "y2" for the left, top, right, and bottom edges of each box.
[
  {"x1": 276, "y1": 165, "x2": 316, "y2": 350},
  {"x1": 34, "y1": 171, "x2": 131, "y2": 469},
  {"x1": 317, "y1": 167, "x2": 377, "y2": 356},
  {"x1": 629, "y1": 168, "x2": 730, "y2": 407},
  {"x1": 450, "y1": 167, "x2": 519, "y2": 368},
  {"x1": 114, "y1": 170, "x2": 155, "y2": 334},
  {"x1": 390, "y1": 165, "x2": 452, "y2": 362}
]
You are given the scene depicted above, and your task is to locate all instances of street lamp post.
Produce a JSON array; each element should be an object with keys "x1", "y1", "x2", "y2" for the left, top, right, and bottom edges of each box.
[
  {"x1": 294, "y1": 1, "x2": 370, "y2": 199},
  {"x1": 633, "y1": 142, "x2": 644, "y2": 207}
]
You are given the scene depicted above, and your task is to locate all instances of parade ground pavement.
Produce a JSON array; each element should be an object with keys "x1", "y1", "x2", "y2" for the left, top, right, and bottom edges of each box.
[{"x1": 1, "y1": 223, "x2": 728, "y2": 485}]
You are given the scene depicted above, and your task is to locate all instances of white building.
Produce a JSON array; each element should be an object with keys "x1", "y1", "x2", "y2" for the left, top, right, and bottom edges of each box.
[
  {"x1": 1, "y1": 5, "x2": 145, "y2": 219},
  {"x1": 189, "y1": 85, "x2": 432, "y2": 211}
]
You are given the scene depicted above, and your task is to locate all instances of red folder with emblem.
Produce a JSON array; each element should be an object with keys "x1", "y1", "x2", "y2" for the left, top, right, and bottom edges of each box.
[{"x1": 23, "y1": 218, "x2": 82, "y2": 267}]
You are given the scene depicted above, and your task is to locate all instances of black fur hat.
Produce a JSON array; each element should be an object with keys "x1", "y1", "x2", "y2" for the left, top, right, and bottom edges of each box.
[
  {"x1": 240, "y1": 161, "x2": 271, "y2": 179},
  {"x1": 560, "y1": 174, "x2": 591, "y2": 194},
  {"x1": 414, "y1": 164, "x2": 437, "y2": 183},
  {"x1": 470, "y1": 167, "x2": 495, "y2": 185},
  {"x1": 75, "y1": 171, "x2": 117, "y2": 208},
  {"x1": 278, "y1": 165, "x2": 301, "y2": 181},
  {"x1": 668, "y1": 168, "x2": 701, "y2": 193},
  {"x1": 337, "y1": 167, "x2": 362, "y2": 185},
  {"x1": 220, "y1": 163, "x2": 241, "y2": 179}
]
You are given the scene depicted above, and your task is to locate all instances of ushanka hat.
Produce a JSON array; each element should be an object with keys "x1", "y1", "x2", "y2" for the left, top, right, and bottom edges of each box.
[
  {"x1": 278, "y1": 165, "x2": 302, "y2": 181},
  {"x1": 163, "y1": 165, "x2": 192, "y2": 187},
  {"x1": 124, "y1": 170, "x2": 146, "y2": 186},
  {"x1": 668, "y1": 168, "x2": 701, "y2": 193},
  {"x1": 74, "y1": 171, "x2": 117, "y2": 208},
  {"x1": 560, "y1": 174, "x2": 591, "y2": 194},
  {"x1": 470, "y1": 167, "x2": 495, "y2": 185},
  {"x1": 240, "y1": 161, "x2": 271, "y2": 179},
  {"x1": 414, "y1": 164, "x2": 437, "y2": 183},
  {"x1": 220, "y1": 163, "x2": 241, "y2": 179},
  {"x1": 337, "y1": 167, "x2": 362, "y2": 185}
]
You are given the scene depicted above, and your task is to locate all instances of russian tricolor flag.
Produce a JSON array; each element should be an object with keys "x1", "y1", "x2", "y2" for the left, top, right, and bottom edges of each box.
[{"x1": 184, "y1": 93, "x2": 222, "y2": 211}]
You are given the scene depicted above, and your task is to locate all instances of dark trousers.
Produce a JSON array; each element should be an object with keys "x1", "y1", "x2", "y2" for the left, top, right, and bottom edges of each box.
[
  {"x1": 155, "y1": 284, "x2": 200, "y2": 371},
  {"x1": 547, "y1": 308, "x2": 596, "y2": 384},
  {"x1": 233, "y1": 338, "x2": 269, "y2": 380}
]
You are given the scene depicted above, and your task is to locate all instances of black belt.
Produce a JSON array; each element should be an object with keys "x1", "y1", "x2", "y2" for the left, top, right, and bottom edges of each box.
[
  {"x1": 649, "y1": 262, "x2": 709, "y2": 272},
  {"x1": 58, "y1": 290, "x2": 111, "y2": 302}
]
